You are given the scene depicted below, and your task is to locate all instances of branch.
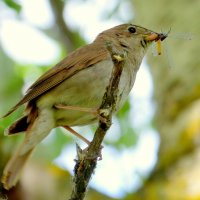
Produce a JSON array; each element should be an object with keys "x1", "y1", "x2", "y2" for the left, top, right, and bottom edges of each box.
[
  {"x1": 49, "y1": 0, "x2": 80, "y2": 52},
  {"x1": 69, "y1": 43, "x2": 126, "y2": 200}
]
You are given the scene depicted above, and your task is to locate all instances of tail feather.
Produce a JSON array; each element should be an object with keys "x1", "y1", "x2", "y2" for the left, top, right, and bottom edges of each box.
[
  {"x1": 4, "y1": 100, "x2": 38, "y2": 135},
  {"x1": 1, "y1": 144, "x2": 34, "y2": 190},
  {"x1": 5, "y1": 116, "x2": 29, "y2": 135},
  {"x1": 1, "y1": 108, "x2": 55, "y2": 190}
]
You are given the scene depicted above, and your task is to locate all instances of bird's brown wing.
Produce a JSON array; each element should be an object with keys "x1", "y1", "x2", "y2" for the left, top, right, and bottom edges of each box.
[{"x1": 3, "y1": 42, "x2": 109, "y2": 117}]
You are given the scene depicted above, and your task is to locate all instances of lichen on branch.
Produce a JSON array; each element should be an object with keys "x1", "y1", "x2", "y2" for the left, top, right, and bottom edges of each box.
[{"x1": 69, "y1": 43, "x2": 126, "y2": 200}]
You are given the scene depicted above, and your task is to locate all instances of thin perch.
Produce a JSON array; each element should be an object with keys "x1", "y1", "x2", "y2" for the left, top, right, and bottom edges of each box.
[{"x1": 68, "y1": 43, "x2": 125, "y2": 200}]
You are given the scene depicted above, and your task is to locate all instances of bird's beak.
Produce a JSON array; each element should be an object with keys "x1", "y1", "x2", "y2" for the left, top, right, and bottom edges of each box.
[
  {"x1": 144, "y1": 32, "x2": 168, "y2": 55},
  {"x1": 145, "y1": 32, "x2": 167, "y2": 42}
]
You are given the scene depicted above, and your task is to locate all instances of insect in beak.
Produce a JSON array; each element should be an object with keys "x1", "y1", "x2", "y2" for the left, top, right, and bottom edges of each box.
[{"x1": 145, "y1": 29, "x2": 170, "y2": 55}]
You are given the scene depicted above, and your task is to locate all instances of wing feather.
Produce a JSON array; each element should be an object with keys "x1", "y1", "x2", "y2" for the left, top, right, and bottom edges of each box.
[{"x1": 3, "y1": 42, "x2": 109, "y2": 117}]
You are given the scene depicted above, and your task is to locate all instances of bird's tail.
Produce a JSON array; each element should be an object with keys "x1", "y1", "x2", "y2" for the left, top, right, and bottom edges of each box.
[
  {"x1": 1, "y1": 108, "x2": 55, "y2": 190},
  {"x1": 1, "y1": 142, "x2": 34, "y2": 190}
]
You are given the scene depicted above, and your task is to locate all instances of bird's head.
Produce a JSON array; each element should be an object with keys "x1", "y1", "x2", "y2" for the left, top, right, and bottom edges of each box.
[{"x1": 96, "y1": 24, "x2": 167, "y2": 55}]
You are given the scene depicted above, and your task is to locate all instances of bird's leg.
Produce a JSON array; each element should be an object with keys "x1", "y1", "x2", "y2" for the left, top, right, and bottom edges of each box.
[
  {"x1": 62, "y1": 125, "x2": 90, "y2": 145},
  {"x1": 55, "y1": 104, "x2": 97, "y2": 114},
  {"x1": 56, "y1": 103, "x2": 106, "y2": 159},
  {"x1": 63, "y1": 125, "x2": 103, "y2": 160}
]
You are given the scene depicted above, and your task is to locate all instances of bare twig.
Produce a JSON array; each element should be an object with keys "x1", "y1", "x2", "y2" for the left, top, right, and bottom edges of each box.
[{"x1": 69, "y1": 43, "x2": 126, "y2": 200}]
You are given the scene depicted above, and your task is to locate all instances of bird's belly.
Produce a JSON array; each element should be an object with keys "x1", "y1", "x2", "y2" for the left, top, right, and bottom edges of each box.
[
  {"x1": 54, "y1": 74, "x2": 106, "y2": 126},
  {"x1": 37, "y1": 58, "x2": 135, "y2": 127}
]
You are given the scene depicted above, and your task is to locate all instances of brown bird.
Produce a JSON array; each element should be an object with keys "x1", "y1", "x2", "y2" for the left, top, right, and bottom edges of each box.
[{"x1": 1, "y1": 24, "x2": 167, "y2": 190}]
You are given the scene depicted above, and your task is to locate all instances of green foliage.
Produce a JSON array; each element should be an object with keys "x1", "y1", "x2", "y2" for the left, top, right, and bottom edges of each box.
[
  {"x1": 107, "y1": 99, "x2": 138, "y2": 148},
  {"x1": 117, "y1": 98, "x2": 131, "y2": 119},
  {"x1": 0, "y1": 47, "x2": 24, "y2": 115},
  {"x1": 71, "y1": 30, "x2": 87, "y2": 49},
  {"x1": 2, "y1": 0, "x2": 21, "y2": 13}
]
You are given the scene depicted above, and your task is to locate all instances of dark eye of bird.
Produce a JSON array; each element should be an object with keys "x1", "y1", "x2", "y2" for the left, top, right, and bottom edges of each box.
[{"x1": 128, "y1": 27, "x2": 136, "y2": 33}]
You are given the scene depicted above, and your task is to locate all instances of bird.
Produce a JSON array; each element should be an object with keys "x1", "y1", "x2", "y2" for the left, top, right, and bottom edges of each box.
[{"x1": 1, "y1": 24, "x2": 167, "y2": 190}]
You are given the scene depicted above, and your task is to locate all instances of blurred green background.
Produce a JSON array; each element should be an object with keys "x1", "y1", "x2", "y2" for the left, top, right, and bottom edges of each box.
[{"x1": 0, "y1": 0, "x2": 200, "y2": 199}]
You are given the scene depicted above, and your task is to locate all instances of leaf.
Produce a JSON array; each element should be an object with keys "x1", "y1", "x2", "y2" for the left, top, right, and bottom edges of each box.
[
  {"x1": 104, "y1": 99, "x2": 139, "y2": 148},
  {"x1": 117, "y1": 118, "x2": 138, "y2": 148},
  {"x1": 117, "y1": 99, "x2": 131, "y2": 119},
  {"x1": 3, "y1": 0, "x2": 21, "y2": 13}
]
